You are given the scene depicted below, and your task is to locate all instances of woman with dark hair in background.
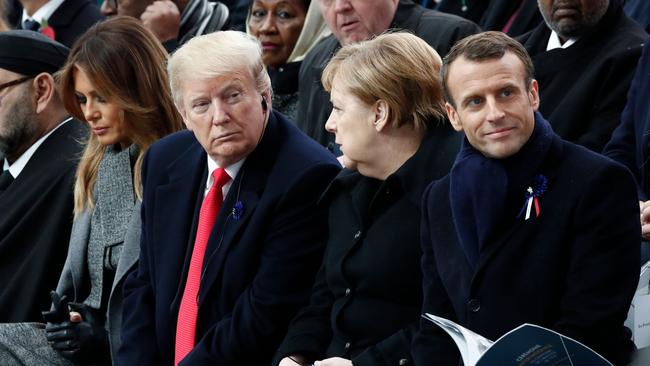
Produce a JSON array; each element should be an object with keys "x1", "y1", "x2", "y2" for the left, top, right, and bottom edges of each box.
[
  {"x1": 248, "y1": 0, "x2": 329, "y2": 120},
  {"x1": 0, "y1": 16, "x2": 182, "y2": 366}
]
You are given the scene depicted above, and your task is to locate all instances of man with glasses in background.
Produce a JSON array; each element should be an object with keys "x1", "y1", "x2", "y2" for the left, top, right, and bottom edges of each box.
[{"x1": 0, "y1": 30, "x2": 87, "y2": 323}]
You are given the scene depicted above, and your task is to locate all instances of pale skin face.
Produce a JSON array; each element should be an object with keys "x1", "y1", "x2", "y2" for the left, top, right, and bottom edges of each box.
[
  {"x1": 248, "y1": 0, "x2": 308, "y2": 68},
  {"x1": 73, "y1": 66, "x2": 131, "y2": 149},
  {"x1": 318, "y1": 0, "x2": 398, "y2": 45},
  {"x1": 325, "y1": 77, "x2": 380, "y2": 174},
  {"x1": 445, "y1": 52, "x2": 540, "y2": 159},
  {"x1": 180, "y1": 69, "x2": 269, "y2": 167}
]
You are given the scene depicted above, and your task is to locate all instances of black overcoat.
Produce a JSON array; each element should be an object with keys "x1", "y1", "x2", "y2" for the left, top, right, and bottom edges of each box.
[
  {"x1": 275, "y1": 125, "x2": 460, "y2": 366},
  {"x1": 413, "y1": 134, "x2": 640, "y2": 366},
  {"x1": 518, "y1": 0, "x2": 647, "y2": 152},
  {"x1": 0, "y1": 120, "x2": 86, "y2": 322}
]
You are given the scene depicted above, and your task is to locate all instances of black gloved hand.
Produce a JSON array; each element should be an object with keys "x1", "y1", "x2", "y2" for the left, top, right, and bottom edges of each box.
[
  {"x1": 42, "y1": 291, "x2": 70, "y2": 324},
  {"x1": 45, "y1": 302, "x2": 110, "y2": 365}
]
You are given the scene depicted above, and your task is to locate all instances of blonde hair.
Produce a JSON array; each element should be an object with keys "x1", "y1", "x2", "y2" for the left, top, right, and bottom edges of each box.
[
  {"x1": 322, "y1": 32, "x2": 445, "y2": 130},
  {"x1": 59, "y1": 17, "x2": 183, "y2": 215},
  {"x1": 168, "y1": 30, "x2": 272, "y2": 110}
]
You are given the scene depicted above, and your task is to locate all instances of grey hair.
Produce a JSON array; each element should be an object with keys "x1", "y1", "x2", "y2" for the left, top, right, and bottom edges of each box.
[{"x1": 167, "y1": 30, "x2": 272, "y2": 110}]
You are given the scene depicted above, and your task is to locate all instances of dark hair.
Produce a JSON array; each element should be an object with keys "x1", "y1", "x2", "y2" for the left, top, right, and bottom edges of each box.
[
  {"x1": 59, "y1": 16, "x2": 183, "y2": 213},
  {"x1": 441, "y1": 31, "x2": 535, "y2": 107}
]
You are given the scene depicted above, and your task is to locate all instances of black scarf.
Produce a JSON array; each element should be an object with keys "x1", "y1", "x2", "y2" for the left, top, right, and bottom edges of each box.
[{"x1": 450, "y1": 112, "x2": 557, "y2": 270}]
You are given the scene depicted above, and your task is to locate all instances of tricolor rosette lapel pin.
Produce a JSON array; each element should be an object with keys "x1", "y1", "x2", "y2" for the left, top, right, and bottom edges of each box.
[{"x1": 518, "y1": 174, "x2": 548, "y2": 221}]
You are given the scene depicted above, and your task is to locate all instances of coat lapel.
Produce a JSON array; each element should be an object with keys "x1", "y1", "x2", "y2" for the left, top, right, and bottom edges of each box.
[
  {"x1": 112, "y1": 202, "x2": 142, "y2": 293},
  {"x1": 66, "y1": 211, "x2": 91, "y2": 300},
  {"x1": 197, "y1": 163, "x2": 264, "y2": 305},
  {"x1": 472, "y1": 139, "x2": 564, "y2": 287},
  {"x1": 433, "y1": 183, "x2": 475, "y2": 317},
  {"x1": 195, "y1": 112, "x2": 282, "y2": 305},
  {"x1": 156, "y1": 140, "x2": 207, "y2": 312}
]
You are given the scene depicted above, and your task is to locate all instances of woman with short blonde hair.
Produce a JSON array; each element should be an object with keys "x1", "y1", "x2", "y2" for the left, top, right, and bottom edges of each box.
[{"x1": 275, "y1": 32, "x2": 461, "y2": 366}]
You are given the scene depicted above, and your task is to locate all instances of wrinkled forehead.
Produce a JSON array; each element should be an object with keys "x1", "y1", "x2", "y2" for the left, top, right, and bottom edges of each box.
[
  {"x1": 447, "y1": 54, "x2": 528, "y2": 93},
  {"x1": 181, "y1": 70, "x2": 255, "y2": 98}
]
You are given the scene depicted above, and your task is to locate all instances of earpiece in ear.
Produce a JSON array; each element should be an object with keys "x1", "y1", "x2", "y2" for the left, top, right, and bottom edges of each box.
[{"x1": 261, "y1": 96, "x2": 268, "y2": 112}]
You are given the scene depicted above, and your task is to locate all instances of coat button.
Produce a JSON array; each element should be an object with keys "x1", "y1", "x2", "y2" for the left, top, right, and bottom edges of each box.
[
  {"x1": 399, "y1": 359, "x2": 408, "y2": 365},
  {"x1": 344, "y1": 342, "x2": 351, "y2": 349},
  {"x1": 468, "y1": 299, "x2": 481, "y2": 312},
  {"x1": 353, "y1": 230, "x2": 361, "y2": 239},
  {"x1": 345, "y1": 288, "x2": 351, "y2": 296}
]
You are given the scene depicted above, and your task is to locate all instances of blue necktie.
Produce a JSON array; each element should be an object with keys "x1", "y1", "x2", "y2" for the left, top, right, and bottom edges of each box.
[{"x1": 22, "y1": 19, "x2": 40, "y2": 31}]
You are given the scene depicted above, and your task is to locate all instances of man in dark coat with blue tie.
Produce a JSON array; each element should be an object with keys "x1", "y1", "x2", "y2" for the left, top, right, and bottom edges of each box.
[
  {"x1": 413, "y1": 31, "x2": 640, "y2": 366},
  {"x1": 117, "y1": 30, "x2": 340, "y2": 366}
]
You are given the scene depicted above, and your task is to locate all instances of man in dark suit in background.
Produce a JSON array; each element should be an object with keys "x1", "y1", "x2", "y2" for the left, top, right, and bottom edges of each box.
[
  {"x1": 16, "y1": 0, "x2": 102, "y2": 47},
  {"x1": 413, "y1": 31, "x2": 640, "y2": 366},
  {"x1": 100, "y1": 0, "x2": 229, "y2": 52},
  {"x1": 0, "y1": 30, "x2": 86, "y2": 322},
  {"x1": 518, "y1": 0, "x2": 647, "y2": 152},
  {"x1": 296, "y1": 0, "x2": 479, "y2": 149},
  {"x1": 117, "y1": 31, "x2": 340, "y2": 366},
  {"x1": 604, "y1": 40, "x2": 650, "y2": 264}
]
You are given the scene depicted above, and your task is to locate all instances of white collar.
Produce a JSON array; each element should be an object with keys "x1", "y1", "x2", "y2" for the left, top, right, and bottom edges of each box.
[
  {"x1": 3, "y1": 117, "x2": 72, "y2": 178},
  {"x1": 546, "y1": 30, "x2": 578, "y2": 51},
  {"x1": 21, "y1": 0, "x2": 66, "y2": 24},
  {"x1": 204, "y1": 155, "x2": 246, "y2": 197}
]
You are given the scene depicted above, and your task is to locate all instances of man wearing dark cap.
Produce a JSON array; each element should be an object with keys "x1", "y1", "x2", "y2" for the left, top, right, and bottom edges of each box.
[{"x1": 0, "y1": 30, "x2": 86, "y2": 323}]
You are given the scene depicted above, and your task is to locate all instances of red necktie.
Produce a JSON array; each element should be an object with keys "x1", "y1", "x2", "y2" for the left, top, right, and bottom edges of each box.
[{"x1": 175, "y1": 167, "x2": 230, "y2": 365}]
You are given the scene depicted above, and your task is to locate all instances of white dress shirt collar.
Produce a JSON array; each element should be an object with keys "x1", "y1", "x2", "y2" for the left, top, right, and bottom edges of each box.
[
  {"x1": 21, "y1": 0, "x2": 66, "y2": 24},
  {"x1": 546, "y1": 30, "x2": 578, "y2": 51},
  {"x1": 204, "y1": 155, "x2": 245, "y2": 198},
  {"x1": 3, "y1": 117, "x2": 71, "y2": 179}
]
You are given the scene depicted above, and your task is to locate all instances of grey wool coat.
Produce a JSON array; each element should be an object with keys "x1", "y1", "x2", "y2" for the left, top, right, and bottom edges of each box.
[{"x1": 55, "y1": 202, "x2": 141, "y2": 364}]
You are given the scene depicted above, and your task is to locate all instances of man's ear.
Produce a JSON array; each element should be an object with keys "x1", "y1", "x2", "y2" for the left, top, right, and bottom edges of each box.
[
  {"x1": 528, "y1": 79, "x2": 540, "y2": 112},
  {"x1": 33, "y1": 73, "x2": 56, "y2": 114},
  {"x1": 445, "y1": 102, "x2": 463, "y2": 132},
  {"x1": 373, "y1": 99, "x2": 390, "y2": 132}
]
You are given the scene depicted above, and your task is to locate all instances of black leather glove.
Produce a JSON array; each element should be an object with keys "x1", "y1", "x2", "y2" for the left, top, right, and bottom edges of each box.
[
  {"x1": 45, "y1": 301, "x2": 110, "y2": 365},
  {"x1": 42, "y1": 291, "x2": 70, "y2": 324}
]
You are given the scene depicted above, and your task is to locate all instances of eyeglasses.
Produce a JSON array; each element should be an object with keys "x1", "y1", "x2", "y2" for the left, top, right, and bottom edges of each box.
[
  {"x1": 0, "y1": 76, "x2": 33, "y2": 104},
  {"x1": 0, "y1": 76, "x2": 33, "y2": 93}
]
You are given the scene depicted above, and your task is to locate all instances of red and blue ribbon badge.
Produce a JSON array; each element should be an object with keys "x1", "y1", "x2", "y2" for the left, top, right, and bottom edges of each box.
[{"x1": 517, "y1": 174, "x2": 548, "y2": 220}]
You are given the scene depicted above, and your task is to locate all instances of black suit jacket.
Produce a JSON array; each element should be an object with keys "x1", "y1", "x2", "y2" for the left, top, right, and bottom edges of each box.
[
  {"x1": 413, "y1": 137, "x2": 640, "y2": 366},
  {"x1": 275, "y1": 126, "x2": 460, "y2": 366},
  {"x1": 17, "y1": 0, "x2": 102, "y2": 47},
  {"x1": 0, "y1": 119, "x2": 86, "y2": 322},
  {"x1": 517, "y1": 0, "x2": 647, "y2": 152},
  {"x1": 296, "y1": 0, "x2": 479, "y2": 148},
  {"x1": 117, "y1": 111, "x2": 340, "y2": 365}
]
